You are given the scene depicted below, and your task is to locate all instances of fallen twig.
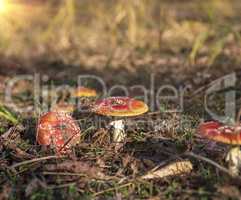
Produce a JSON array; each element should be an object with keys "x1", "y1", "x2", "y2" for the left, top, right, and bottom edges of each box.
[
  {"x1": 48, "y1": 182, "x2": 77, "y2": 190},
  {"x1": 42, "y1": 172, "x2": 86, "y2": 177},
  {"x1": 185, "y1": 151, "x2": 241, "y2": 180},
  {"x1": 93, "y1": 182, "x2": 134, "y2": 197},
  {"x1": 10, "y1": 155, "x2": 65, "y2": 170}
]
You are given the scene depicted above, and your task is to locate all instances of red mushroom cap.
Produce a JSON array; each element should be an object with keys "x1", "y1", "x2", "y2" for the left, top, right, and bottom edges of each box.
[
  {"x1": 92, "y1": 97, "x2": 148, "y2": 117},
  {"x1": 37, "y1": 112, "x2": 81, "y2": 154},
  {"x1": 197, "y1": 121, "x2": 241, "y2": 145}
]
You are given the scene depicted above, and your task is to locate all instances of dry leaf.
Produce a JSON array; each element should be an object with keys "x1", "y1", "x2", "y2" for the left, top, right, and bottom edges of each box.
[{"x1": 142, "y1": 160, "x2": 193, "y2": 180}]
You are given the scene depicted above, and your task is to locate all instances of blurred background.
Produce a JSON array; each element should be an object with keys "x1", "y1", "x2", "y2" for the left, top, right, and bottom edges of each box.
[{"x1": 0, "y1": 0, "x2": 240, "y2": 81}]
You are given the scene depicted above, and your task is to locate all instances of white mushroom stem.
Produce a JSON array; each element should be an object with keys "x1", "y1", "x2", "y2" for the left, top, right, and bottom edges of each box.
[
  {"x1": 225, "y1": 147, "x2": 241, "y2": 176},
  {"x1": 109, "y1": 120, "x2": 126, "y2": 143}
]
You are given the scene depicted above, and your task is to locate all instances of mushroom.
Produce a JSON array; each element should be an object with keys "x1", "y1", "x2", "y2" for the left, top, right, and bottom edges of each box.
[
  {"x1": 198, "y1": 121, "x2": 241, "y2": 176},
  {"x1": 71, "y1": 86, "x2": 97, "y2": 111},
  {"x1": 72, "y1": 86, "x2": 97, "y2": 98},
  {"x1": 37, "y1": 111, "x2": 81, "y2": 154},
  {"x1": 91, "y1": 97, "x2": 148, "y2": 143}
]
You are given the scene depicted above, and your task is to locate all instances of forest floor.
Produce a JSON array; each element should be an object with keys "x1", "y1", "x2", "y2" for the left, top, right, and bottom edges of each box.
[{"x1": 0, "y1": 48, "x2": 241, "y2": 200}]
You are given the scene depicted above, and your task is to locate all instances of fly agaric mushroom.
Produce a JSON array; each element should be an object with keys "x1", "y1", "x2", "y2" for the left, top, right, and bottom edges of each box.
[
  {"x1": 72, "y1": 86, "x2": 97, "y2": 98},
  {"x1": 198, "y1": 121, "x2": 241, "y2": 176},
  {"x1": 71, "y1": 86, "x2": 97, "y2": 111},
  {"x1": 37, "y1": 112, "x2": 81, "y2": 154},
  {"x1": 92, "y1": 97, "x2": 148, "y2": 142}
]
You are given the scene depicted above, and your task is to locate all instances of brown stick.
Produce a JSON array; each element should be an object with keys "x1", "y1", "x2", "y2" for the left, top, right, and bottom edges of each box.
[
  {"x1": 185, "y1": 152, "x2": 241, "y2": 179},
  {"x1": 10, "y1": 155, "x2": 65, "y2": 169}
]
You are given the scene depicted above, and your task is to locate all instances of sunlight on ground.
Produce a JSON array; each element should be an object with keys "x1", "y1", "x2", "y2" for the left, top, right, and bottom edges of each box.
[{"x1": 0, "y1": 0, "x2": 7, "y2": 13}]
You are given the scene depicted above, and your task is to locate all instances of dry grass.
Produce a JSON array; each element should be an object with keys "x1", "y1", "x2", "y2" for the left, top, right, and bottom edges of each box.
[{"x1": 0, "y1": 0, "x2": 240, "y2": 67}]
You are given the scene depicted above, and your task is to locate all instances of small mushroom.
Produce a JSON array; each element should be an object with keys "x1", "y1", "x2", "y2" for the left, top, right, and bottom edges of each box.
[
  {"x1": 71, "y1": 86, "x2": 97, "y2": 110},
  {"x1": 72, "y1": 86, "x2": 97, "y2": 98},
  {"x1": 198, "y1": 121, "x2": 241, "y2": 176},
  {"x1": 91, "y1": 97, "x2": 148, "y2": 143},
  {"x1": 36, "y1": 112, "x2": 81, "y2": 154}
]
